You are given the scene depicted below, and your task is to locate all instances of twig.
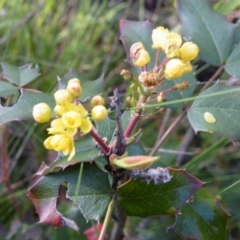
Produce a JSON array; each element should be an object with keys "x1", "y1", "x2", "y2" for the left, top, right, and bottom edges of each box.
[{"x1": 150, "y1": 111, "x2": 186, "y2": 156}]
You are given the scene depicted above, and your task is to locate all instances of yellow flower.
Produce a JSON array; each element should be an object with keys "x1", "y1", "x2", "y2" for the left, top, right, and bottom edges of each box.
[
  {"x1": 80, "y1": 118, "x2": 92, "y2": 134},
  {"x1": 54, "y1": 89, "x2": 72, "y2": 105},
  {"x1": 152, "y1": 26, "x2": 169, "y2": 50},
  {"x1": 68, "y1": 78, "x2": 81, "y2": 85},
  {"x1": 54, "y1": 104, "x2": 68, "y2": 116},
  {"x1": 179, "y1": 42, "x2": 199, "y2": 61},
  {"x1": 47, "y1": 118, "x2": 77, "y2": 136},
  {"x1": 91, "y1": 105, "x2": 108, "y2": 121},
  {"x1": 44, "y1": 134, "x2": 75, "y2": 161},
  {"x1": 130, "y1": 42, "x2": 150, "y2": 67},
  {"x1": 165, "y1": 59, "x2": 185, "y2": 79},
  {"x1": 62, "y1": 111, "x2": 82, "y2": 128},
  {"x1": 165, "y1": 32, "x2": 182, "y2": 58},
  {"x1": 32, "y1": 103, "x2": 51, "y2": 123}
]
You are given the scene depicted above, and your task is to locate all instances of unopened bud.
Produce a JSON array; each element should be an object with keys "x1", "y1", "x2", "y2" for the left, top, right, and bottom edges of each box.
[
  {"x1": 179, "y1": 42, "x2": 199, "y2": 61},
  {"x1": 54, "y1": 89, "x2": 72, "y2": 105},
  {"x1": 183, "y1": 61, "x2": 192, "y2": 74},
  {"x1": 91, "y1": 105, "x2": 108, "y2": 121},
  {"x1": 110, "y1": 154, "x2": 159, "y2": 170},
  {"x1": 68, "y1": 78, "x2": 81, "y2": 85},
  {"x1": 173, "y1": 81, "x2": 189, "y2": 90},
  {"x1": 130, "y1": 42, "x2": 150, "y2": 67},
  {"x1": 91, "y1": 95, "x2": 105, "y2": 107},
  {"x1": 32, "y1": 103, "x2": 51, "y2": 123},
  {"x1": 164, "y1": 58, "x2": 185, "y2": 80},
  {"x1": 157, "y1": 92, "x2": 166, "y2": 102},
  {"x1": 120, "y1": 69, "x2": 132, "y2": 80},
  {"x1": 66, "y1": 81, "x2": 82, "y2": 97}
]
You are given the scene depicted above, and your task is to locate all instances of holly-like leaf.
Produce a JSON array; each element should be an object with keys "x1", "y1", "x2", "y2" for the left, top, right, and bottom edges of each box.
[
  {"x1": 119, "y1": 19, "x2": 164, "y2": 74},
  {"x1": 0, "y1": 81, "x2": 18, "y2": 97},
  {"x1": 173, "y1": 188, "x2": 229, "y2": 240},
  {"x1": 1, "y1": 62, "x2": 40, "y2": 87},
  {"x1": 157, "y1": 72, "x2": 197, "y2": 108},
  {"x1": 28, "y1": 163, "x2": 112, "y2": 230},
  {"x1": 225, "y1": 42, "x2": 240, "y2": 76},
  {"x1": 60, "y1": 70, "x2": 104, "y2": 100},
  {"x1": 177, "y1": 0, "x2": 235, "y2": 66},
  {"x1": 36, "y1": 136, "x2": 99, "y2": 176},
  {"x1": 187, "y1": 83, "x2": 240, "y2": 141},
  {"x1": 118, "y1": 168, "x2": 203, "y2": 217},
  {"x1": 0, "y1": 89, "x2": 55, "y2": 126}
]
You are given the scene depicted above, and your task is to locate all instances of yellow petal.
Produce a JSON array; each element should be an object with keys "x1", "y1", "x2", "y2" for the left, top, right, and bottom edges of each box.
[{"x1": 80, "y1": 118, "x2": 92, "y2": 134}]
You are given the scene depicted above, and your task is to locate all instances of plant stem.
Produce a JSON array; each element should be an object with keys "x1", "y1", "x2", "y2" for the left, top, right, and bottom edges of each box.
[
  {"x1": 150, "y1": 111, "x2": 186, "y2": 156},
  {"x1": 124, "y1": 95, "x2": 147, "y2": 138},
  {"x1": 89, "y1": 127, "x2": 110, "y2": 155},
  {"x1": 99, "y1": 198, "x2": 114, "y2": 240}
]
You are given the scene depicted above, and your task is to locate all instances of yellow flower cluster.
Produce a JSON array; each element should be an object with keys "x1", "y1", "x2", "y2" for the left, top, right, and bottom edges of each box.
[
  {"x1": 129, "y1": 26, "x2": 199, "y2": 91},
  {"x1": 32, "y1": 78, "x2": 108, "y2": 161}
]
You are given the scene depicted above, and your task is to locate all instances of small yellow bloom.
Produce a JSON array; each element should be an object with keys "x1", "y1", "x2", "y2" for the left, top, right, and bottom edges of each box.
[
  {"x1": 91, "y1": 105, "x2": 108, "y2": 121},
  {"x1": 152, "y1": 26, "x2": 169, "y2": 50},
  {"x1": 54, "y1": 89, "x2": 72, "y2": 105},
  {"x1": 66, "y1": 80, "x2": 82, "y2": 97},
  {"x1": 91, "y1": 95, "x2": 105, "y2": 106},
  {"x1": 183, "y1": 61, "x2": 192, "y2": 74},
  {"x1": 130, "y1": 42, "x2": 150, "y2": 67},
  {"x1": 180, "y1": 42, "x2": 199, "y2": 61},
  {"x1": 204, "y1": 112, "x2": 216, "y2": 124},
  {"x1": 80, "y1": 118, "x2": 92, "y2": 134},
  {"x1": 64, "y1": 102, "x2": 88, "y2": 117},
  {"x1": 44, "y1": 134, "x2": 75, "y2": 161},
  {"x1": 165, "y1": 59, "x2": 185, "y2": 79},
  {"x1": 68, "y1": 78, "x2": 81, "y2": 85},
  {"x1": 62, "y1": 111, "x2": 82, "y2": 128},
  {"x1": 165, "y1": 32, "x2": 182, "y2": 58},
  {"x1": 32, "y1": 103, "x2": 51, "y2": 123}
]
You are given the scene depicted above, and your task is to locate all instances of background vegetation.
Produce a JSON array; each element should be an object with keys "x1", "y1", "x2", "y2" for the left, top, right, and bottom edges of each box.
[{"x1": 1, "y1": 0, "x2": 240, "y2": 239}]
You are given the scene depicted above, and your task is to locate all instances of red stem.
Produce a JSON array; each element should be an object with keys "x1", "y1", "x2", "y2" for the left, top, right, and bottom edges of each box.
[{"x1": 89, "y1": 127, "x2": 111, "y2": 155}]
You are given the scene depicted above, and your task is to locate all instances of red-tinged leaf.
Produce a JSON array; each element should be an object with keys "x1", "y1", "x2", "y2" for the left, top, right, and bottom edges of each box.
[
  {"x1": 0, "y1": 89, "x2": 54, "y2": 126},
  {"x1": 28, "y1": 163, "x2": 112, "y2": 231},
  {"x1": 173, "y1": 188, "x2": 229, "y2": 240},
  {"x1": 118, "y1": 168, "x2": 203, "y2": 217}
]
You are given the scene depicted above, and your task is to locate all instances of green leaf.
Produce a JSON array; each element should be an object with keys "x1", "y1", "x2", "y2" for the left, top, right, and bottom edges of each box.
[
  {"x1": 187, "y1": 83, "x2": 240, "y2": 141},
  {"x1": 28, "y1": 163, "x2": 112, "y2": 230},
  {"x1": 118, "y1": 168, "x2": 203, "y2": 217},
  {"x1": 60, "y1": 70, "x2": 104, "y2": 100},
  {"x1": 119, "y1": 19, "x2": 164, "y2": 73},
  {"x1": 173, "y1": 188, "x2": 229, "y2": 240},
  {"x1": 0, "y1": 81, "x2": 18, "y2": 97},
  {"x1": 36, "y1": 136, "x2": 99, "y2": 175},
  {"x1": 225, "y1": 42, "x2": 240, "y2": 76},
  {"x1": 1, "y1": 62, "x2": 40, "y2": 87},
  {"x1": 158, "y1": 72, "x2": 197, "y2": 108},
  {"x1": 177, "y1": 0, "x2": 235, "y2": 66},
  {"x1": 0, "y1": 89, "x2": 54, "y2": 126},
  {"x1": 234, "y1": 24, "x2": 240, "y2": 44}
]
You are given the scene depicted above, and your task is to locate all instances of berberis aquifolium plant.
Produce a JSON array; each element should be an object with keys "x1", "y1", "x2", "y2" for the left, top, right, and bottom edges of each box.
[{"x1": 2, "y1": 0, "x2": 240, "y2": 239}]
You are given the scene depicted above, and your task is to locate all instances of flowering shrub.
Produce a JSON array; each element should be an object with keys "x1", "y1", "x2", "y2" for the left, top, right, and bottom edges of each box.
[{"x1": 2, "y1": 0, "x2": 240, "y2": 239}]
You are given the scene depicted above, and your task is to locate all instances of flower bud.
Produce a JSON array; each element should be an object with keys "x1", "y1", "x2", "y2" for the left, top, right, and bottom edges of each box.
[
  {"x1": 91, "y1": 95, "x2": 105, "y2": 107},
  {"x1": 164, "y1": 59, "x2": 185, "y2": 80},
  {"x1": 68, "y1": 78, "x2": 81, "y2": 85},
  {"x1": 157, "y1": 92, "x2": 166, "y2": 102},
  {"x1": 165, "y1": 32, "x2": 182, "y2": 58},
  {"x1": 130, "y1": 42, "x2": 150, "y2": 67},
  {"x1": 66, "y1": 81, "x2": 82, "y2": 97},
  {"x1": 110, "y1": 154, "x2": 159, "y2": 170},
  {"x1": 204, "y1": 112, "x2": 216, "y2": 124},
  {"x1": 183, "y1": 61, "x2": 192, "y2": 74},
  {"x1": 179, "y1": 42, "x2": 199, "y2": 61},
  {"x1": 32, "y1": 103, "x2": 51, "y2": 123},
  {"x1": 120, "y1": 69, "x2": 132, "y2": 80},
  {"x1": 91, "y1": 105, "x2": 108, "y2": 121},
  {"x1": 173, "y1": 81, "x2": 189, "y2": 90},
  {"x1": 152, "y1": 26, "x2": 169, "y2": 50},
  {"x1": 54, "y1": 89, "x2": 72, "y2": 105}
]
